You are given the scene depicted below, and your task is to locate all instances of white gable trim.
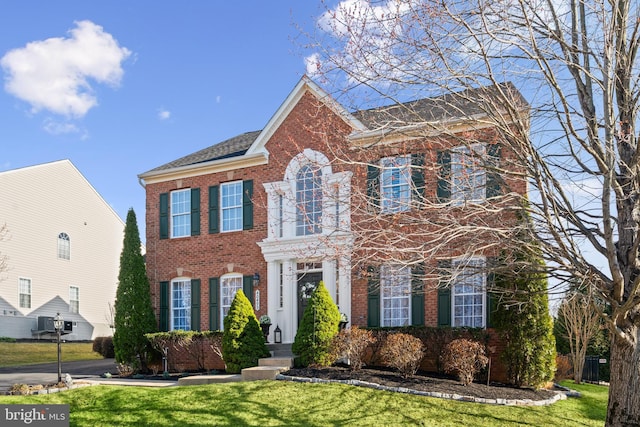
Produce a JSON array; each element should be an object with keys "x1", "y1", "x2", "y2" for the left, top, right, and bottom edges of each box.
[{"x1": 245, "y1": 76, "x2": 367, "y2": 155}]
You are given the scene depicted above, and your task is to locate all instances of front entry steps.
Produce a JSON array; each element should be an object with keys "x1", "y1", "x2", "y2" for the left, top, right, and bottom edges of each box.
[
  {"x1": 178, "y1": 344, "x2": 295, "y2": 386},
  {"x1": 241, "y1": 356, "x2": 293, "y2": 381}
]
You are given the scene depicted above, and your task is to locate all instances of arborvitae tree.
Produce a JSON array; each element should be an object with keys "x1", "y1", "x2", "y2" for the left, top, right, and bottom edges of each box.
[
  {"x1": 221, "y1": 290, "x2": 269, "y2": 374},
  {"x1": 113, "y1": 208, "x2": 157, "y2": 370},
  {"x1": 494, "y1": 249, "x2": 556, "y2": 388},
  {"x1": 292, "y1": 281, "x2": 341, "y2": 367}
]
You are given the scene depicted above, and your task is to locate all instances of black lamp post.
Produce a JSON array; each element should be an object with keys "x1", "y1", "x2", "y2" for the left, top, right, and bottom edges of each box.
[{"x1": 53, "y1": 312, "x2": 63, "y2": 383}]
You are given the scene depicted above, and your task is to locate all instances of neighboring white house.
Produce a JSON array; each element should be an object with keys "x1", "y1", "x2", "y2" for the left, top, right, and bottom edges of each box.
[{"x1": 0, "y1": 160, "x2": 125, "y2": 340}]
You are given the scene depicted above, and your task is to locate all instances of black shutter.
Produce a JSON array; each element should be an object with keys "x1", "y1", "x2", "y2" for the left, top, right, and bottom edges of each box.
[
  {"x1": 411, "y1": 153, "x2": 426, "y2": 206},
  {"x1": 437, "y1": 260, "x2": 451, "y2": 327},
  {"x1": 243, "y1": 275, "x2": 254, "y2": 307},
  {"x1": 191, "y1": 279, "x2": 201, "y2": 331},
  {"x1": 159, "y1": 193, "x2": 169, "y2": 239},
  {"x1": 411, "y1": 263, "x2": 425, "y2": 326},
  {"x1": 159, "y1": 281, "x2": 169, "y2": 331},
  {"x1": 209, "y1": 186, "x2": 219, "y2": 234},
  {"x1": 437, "y1": 151, "x2": 451, "y2": 203},
  {"x1": 367, "y1": 164, "x2": 380, "y2": 210},
  {"x1": 191, "y1": 188, "x2": 201, "y2": 236},
  {"x1": 367, "y1": 266, "x2": 380, "y2": 327},
  {"x1": 243, "y1": 180, "x2": 254, "y2": 230},
  {"x1": 486, "y1": 144, "x2": 501, "y2": 198},
  {"x1": 486, "y1": 257, "x2": 496, "y2": 328},
  {"x1": 209, "y1": 278, "x2": 220, "y2": 331}
]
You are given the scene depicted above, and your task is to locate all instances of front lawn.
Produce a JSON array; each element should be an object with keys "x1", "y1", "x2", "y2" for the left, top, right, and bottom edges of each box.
[
  {"x1": 0, "y1": 342, "x2": 102, "y2": 367},
  {"x1": 0, "y1": 380, "x2": 607, "y2": 426}
]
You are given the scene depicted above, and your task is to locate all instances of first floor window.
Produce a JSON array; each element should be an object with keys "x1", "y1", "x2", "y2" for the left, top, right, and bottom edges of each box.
[
  {"x1": 452, "y1": 258, "x2": 485, "y2": 328},
  {"x1": 381, "y1": 265, "x2": 411, "y2": 327},
  {"x1": 19, "y1": 278, "x2": 31, "y2": 309},
  {"x1": 172, "y1": 279, "x2": 191, "y2": 330},
  {"x1": 221, "y1": 275, "x2": 243, "y2": 328},
  {"x1": 69, "y1": 286, "x2": 79, "y2": 314}
]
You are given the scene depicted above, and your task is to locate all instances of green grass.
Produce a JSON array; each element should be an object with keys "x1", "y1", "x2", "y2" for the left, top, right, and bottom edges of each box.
[
  {"x1": 0, "y1": 342, "x2": 102, "y2": 367},
  {"x1": 0, "y1": 380, "x2": 607, "y2": 426}
]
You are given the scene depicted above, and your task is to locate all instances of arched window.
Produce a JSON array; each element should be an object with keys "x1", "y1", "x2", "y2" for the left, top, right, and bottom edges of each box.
[
  {"x1": 57, "y1": 233, "x2": 70, "y2": 260},
  {"x1": 296, "y1": 164, "x2": 322, "y2": 236}
]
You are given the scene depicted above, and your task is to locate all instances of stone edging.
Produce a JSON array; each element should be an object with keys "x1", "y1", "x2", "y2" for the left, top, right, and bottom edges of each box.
[{"x1": 276, "y1": 374, "x2": 568, "y2": 406}]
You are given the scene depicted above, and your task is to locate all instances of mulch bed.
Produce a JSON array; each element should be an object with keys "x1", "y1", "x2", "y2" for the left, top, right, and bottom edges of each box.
[{"x1": 282, "y1": 366, "x2": 558, "y2": 402}]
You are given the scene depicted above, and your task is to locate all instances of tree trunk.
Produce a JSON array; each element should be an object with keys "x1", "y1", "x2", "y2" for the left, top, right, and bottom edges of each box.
[{"x1": 606, "y1": 330, "x2": 640, "y2": 426}]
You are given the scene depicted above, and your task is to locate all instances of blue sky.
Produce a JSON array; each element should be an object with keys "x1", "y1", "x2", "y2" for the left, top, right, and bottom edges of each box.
[{"x1": 0, "y1": 2, "x2": 329, "y2": 241}]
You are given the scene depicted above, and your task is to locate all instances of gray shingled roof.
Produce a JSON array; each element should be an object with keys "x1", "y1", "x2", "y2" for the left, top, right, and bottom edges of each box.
[
  {"x1": 143, "y1": 130, "x2": 261, "y2": 174},
  {"x1": 352, "y1": 82, "x2": 528, "y2": 130},
  {"x1": 143, "y1": 83, "x2": 526, "y2": 175}
]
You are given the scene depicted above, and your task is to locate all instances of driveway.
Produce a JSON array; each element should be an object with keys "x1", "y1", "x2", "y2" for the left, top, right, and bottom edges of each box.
[{"x1": 0, "y1": 358, "x2": 117, "y2": 393}]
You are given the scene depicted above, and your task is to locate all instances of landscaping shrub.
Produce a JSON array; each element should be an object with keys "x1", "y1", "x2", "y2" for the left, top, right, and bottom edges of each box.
[
  {"x1": 380, "y1": 332, "x2": 424, "y2": 378},
  {"x1": 0, "y1": 337, "x2": 16, "y2": 342},
  {"x1": 92, "y1": 337, "x2": 103, "y2": 355},
  {"x1": 555, "y1": 354, "x2": 573, "y2": 381},
  {"x1": 146, "y1": 330, "x2": 223, "y2": 372},
  {"x1": 113, "y1": 209, "x2": 157, "y2": 371},
  {"x1": 92, "y1": 337, "x2": 115, "y2": 358},
  {"x1": 330, "y1": 326, "x2": 375, "y2": 371},
  {"x1": 292, "y1": 281, "x2": 341, "y2": 367},
  {"x1": 221, "y1": 290, "x2": 269, "y2": 374},
  {"x1": 440, "y1": 338, "x2": 488, "y2": 386}
]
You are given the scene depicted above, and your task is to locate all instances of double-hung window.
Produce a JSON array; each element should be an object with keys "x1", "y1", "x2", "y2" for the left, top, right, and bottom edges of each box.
[
  {"x1": 452, "y1": 258, "x2": 485, "y2": 328},
  {"x1": 220, "y1": 275, "x2": 243, "y2": 328},
  {"x1": 171, "y1": 279, "x2": 191, "y2": 330},
  {"x1": 171, "y1": 189, "x2": 191, "y2": 237},
  {"x1": 380, "y1": 155, "x2": 411, "y2": 213},
  {"x1": 19, "y1": 278, "x2": 31, "y2": 309},
  {"x1": 380, "y1": 265, "x2": 411, "y2": 327},
  {"x1": 69, "y1": 286, "x2": 80, "y2": 314},
  {"x1": 221, "y1": 181, "x2": 243, "y2": 232},
  {"x1": 451, "y1": 144, "x2": 486, "y2": 205}
]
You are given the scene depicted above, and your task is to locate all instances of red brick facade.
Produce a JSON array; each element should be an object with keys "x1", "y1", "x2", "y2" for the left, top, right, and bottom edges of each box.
[{"x1": 140, "y1": 77, "x2": 527, "y2": 373}]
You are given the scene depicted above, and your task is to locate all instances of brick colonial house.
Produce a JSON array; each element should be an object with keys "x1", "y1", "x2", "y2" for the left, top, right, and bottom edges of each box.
[{"x1": 139, "y1": 76, "x2": 527, "y2": 347}]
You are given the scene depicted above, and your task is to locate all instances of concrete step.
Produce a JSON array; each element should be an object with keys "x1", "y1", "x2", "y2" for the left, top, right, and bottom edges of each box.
[
  {"x1": 177, "y1": 374, "x2": 242, "y2": 386},
  {"x1": 241, "y1": 366, "x2": 289, "y2": 381},
  {"x1": 259, "y1": 357, "x2": 293, "y2": 368},
  {"x1": 267, "y1": 343, "x2": 294, "y2": 358}
]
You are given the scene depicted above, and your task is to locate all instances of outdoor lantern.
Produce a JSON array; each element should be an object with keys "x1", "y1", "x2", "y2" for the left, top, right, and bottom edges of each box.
[
  {"x1": 253, "y1": 272, "x2": 260, "y2": 287},
  {"x1": 274, "y1": 325, "x2": 282, "y2": 344},
  {"x1": 54, "y1": 312, "x2": 63, "y2": 383}
]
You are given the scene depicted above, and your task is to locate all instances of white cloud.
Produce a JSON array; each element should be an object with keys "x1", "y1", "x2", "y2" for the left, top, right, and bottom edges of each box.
[
  {"x1": 305, "y1": 53, "x2": 322, "y2": 76},
  {"x1": 216, "y1": 95, "x2": 221, "y2": 104},
  {"x1": 158, "y1": 109, "x2": 171, "y2": 120},
  {"x1": 1, "y1": 20, "x2": 131, "y2": 118},
  {"x1": 42, "y1": 117, "x2": 88, "y2": 139}
]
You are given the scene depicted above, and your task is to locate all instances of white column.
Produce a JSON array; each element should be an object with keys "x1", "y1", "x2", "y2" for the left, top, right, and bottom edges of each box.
[{"x1": 283, "y1": 260, "x2": 297, "y2": 343}]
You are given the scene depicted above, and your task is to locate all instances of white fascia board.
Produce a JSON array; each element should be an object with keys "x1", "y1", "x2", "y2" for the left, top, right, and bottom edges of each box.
[{"x1": 138, "y1": 151, "x2": 268, "y2": 186}]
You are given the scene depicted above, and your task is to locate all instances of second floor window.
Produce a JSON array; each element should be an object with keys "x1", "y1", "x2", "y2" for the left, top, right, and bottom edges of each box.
[
  {"x1": 296, "y1": 164, "x2": 323, "y2": 236},
  {"x1": 380, "y1": 155, "x2": 411, "y2": 213},
  {"x1": 451, "y1": 144, "x2": 486, "y2": 205},
  {"x1": 19, "y1": 278, "x2": 31, "y2": 309},
  {"x1": 221, "y1": 181, "x2": 243, "y2": 232},
  {"x1": 171, "y1": 189, "x2": 191, "y2": 237},
  {"x1": 57, "y1": 233, "x2": 70, "y2": 260}
]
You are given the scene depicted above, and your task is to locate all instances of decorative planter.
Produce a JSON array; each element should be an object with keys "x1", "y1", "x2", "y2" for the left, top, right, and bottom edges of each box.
[{"x1": 260, "y1": 323, "x2": 272, "y2": 342}]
